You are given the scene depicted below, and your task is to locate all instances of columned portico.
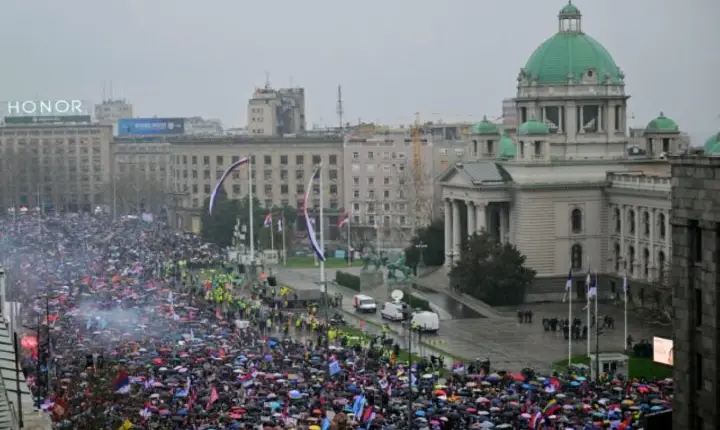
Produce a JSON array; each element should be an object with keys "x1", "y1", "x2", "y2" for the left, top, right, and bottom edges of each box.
[
  {"x1": 467, "y1": 202, "x2": 476, "y2": 236},
  {"x1": 443, "y1": 198, "x2": 510, "y2": 267},
  {"x1": 452, "y1": 200, "x2": 461, "y2": 263},
  {"x1": 444, "y1": 200, "x2": 452, "y2": 266},
  {"x1": 476, "y1": 203, "x2": 486, "y2": 232}
]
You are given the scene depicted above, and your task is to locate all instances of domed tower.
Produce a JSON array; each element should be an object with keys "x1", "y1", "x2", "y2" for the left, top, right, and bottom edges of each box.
[
  {"x1": 643, "y1": 112, "x2": 683, "y2": 158},
  {"x1": 470, "y1": 116, "x2": 501, "y2": 158},
  {"x1": 516, "y1": 1, "x2": 628, "y2": 160}
]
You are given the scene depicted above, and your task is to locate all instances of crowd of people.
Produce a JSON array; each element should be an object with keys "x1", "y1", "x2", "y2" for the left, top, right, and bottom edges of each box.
[{"x1": 0, "y1": 214, "x2": 672, "y2": 429}]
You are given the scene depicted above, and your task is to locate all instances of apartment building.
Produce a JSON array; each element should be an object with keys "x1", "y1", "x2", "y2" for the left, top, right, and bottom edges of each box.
[
  {"x1": 168, "y1": 135, "x2": 343, "y2": 233},
  {"x1": 247, "y1": 86, "x2": 306, "y2": 136},
  {"x1": 111, "y1": 136, "x2": 172, "y2": 214},
  {"x1": 669, "y1": 154, "x2": 720, "y2": 430},
  {"x1": 94, "y1": 99, "x2": 133, "y2": 135},
  {"x1": 343, "y1": 124, "x2": 470, "y2": 249},
  {"x1": 0, "y1": 123, "x2": 112, "y2": 213}
]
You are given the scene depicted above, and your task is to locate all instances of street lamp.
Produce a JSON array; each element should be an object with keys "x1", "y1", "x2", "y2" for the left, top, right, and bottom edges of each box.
[{"x1": 415, "y1": 241, "x2": 428, "y2": 274}]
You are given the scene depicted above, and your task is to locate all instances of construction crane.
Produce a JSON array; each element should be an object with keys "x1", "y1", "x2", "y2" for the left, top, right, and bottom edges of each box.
[{"x1": 410, "y1": 112, "x2": 427, "y2": 233}]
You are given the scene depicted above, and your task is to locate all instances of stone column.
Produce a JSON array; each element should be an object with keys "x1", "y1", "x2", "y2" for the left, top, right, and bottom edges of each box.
[
  {"x1": 444, "y1": 199, "x2": 452, "y2": 267},
  {"x1": 499, "y1": 206, "x2": 507, "y2": 243},
  {"x1": 476, "y1": 203, "x2": 486, "y2": 232},
  {"x1": 467, "y1": 201, "x2": 476, "y2": 237},
  {"x1": 619, "y1": 204, "x2": 625, "y2": 271},
  {"x1": 649, "y1": 208, "x2": 656, "y2": 281},
  {"x1": 634, "y1": 206, "x2": 641, "y2": 278},
  {"x1": 664, "y1": 209, "x2": 671, "y2": 268},
  {"x1": 452, "y1": 200, "x2": 461, "y2": 262}
]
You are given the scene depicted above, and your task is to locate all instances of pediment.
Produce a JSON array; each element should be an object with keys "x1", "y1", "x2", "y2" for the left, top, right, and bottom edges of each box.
[{"x1": 438, "y1": 166, "x2": 473, "y2": 187}]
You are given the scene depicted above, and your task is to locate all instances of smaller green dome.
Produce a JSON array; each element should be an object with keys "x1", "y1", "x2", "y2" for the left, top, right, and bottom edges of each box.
[
  {"x1": 704, "y1": 132, "x2": 720, "y2": 153},
  {"x1": 559, "y1": 1, "x2": 581, "y2": 17},
  {"x1": 645, "y1": 112, "x2": 679, "y2": 133},
  {"x1": 498, "y1": 134, "x2": 517, "y2": 159},
  {"x1": 471, "y1": 116, "x2": 500, "y2": 135},
  {"x1": 518, "y1": 117, "x2": 550, "y2": 136}
]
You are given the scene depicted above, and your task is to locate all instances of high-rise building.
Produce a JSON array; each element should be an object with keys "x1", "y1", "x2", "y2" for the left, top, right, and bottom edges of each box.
[
  {"x1": 0, "y1": 122, "x2": 113, "y2": 212},
  {"x1": 247, "y1": 87, "x2": 306, "y2": 136},
  {"x1": 94, "y1": 99, "x2": 133, "y2": 135},
  {"x1": 111, "y1": 136, "x2": 172, "y2": 214},
  {"x1": 669, "y1": 153, "x2": 720, "y2": 430}
]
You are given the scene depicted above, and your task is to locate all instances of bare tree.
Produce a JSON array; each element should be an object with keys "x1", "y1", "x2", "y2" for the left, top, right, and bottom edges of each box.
[{"x1": 110, "y1": 168, "x2": 172, "y2": 215}]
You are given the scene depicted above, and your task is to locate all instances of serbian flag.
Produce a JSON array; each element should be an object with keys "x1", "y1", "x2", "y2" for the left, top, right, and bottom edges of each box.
[
  {"x1": 206, "y1": 386, "x2": 219, "y2": 411},
  {"x1": 113, "y1": 368, "x2": 130, "y2": 394},
  {"x1": 216, "y1": 307, "x2": 223, "y2": 320},
  {"x1": 338, "y1": 211, "x2": 350, "y2": 227},
  {"x1": 264, "y1": 213, "x2": 272, "y2": 227}
]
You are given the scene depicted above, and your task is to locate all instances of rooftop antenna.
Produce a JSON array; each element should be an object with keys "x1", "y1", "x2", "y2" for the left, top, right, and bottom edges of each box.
[
  {"x1": 336, "y1": 85, "x2": 344, "y2": 131},
  {"x1": 109, "y1": 81, "x2": 114, "y2": 100},
  {"x1": 102, "y1": 82, "x2": 107, "y2": 103},
  {"x1": 264, "y1": 72, "x2": 271, "y2": 90}
]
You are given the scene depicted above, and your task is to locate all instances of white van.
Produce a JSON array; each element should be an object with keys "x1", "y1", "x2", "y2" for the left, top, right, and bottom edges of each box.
[
  {"x1": 353, "y1": 294, "x2": 377, "y2": 313},
  {"x1": 411, "y1": 311, "x2": 440, "y2": 333},
  {"x1": 380, "y1": 301, "x2": 407, "y2": 322}
]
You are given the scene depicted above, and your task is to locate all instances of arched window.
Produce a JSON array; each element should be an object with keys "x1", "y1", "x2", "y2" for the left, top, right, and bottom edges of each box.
[
  {"x1": 643, "y1": 212, "x2": 650, "y2": 237},
  {"x1": 571, "y1": 209, "x2": 583, "y2": 234},
  {"x1": 571, "y1": 244, "x2": 583, "y2": 269},
  {"x1": 614, "y1": 208, "x2": 621, "y2": 233},
  {"x1": 643, "y1": 248, "x2": 650, "y2": 278},
  {"x1": 628, "y1": 246, "x2": 635, "y2": 276},
  {"x1": 628, "y1": 210, "x2": 636, "y2": 235},
  {"x1": 614, "y1": 242, "x2": 621, "y2": 272},
  {"x1": 659, "y1": 213, "x2": 666, "y2": 239}
]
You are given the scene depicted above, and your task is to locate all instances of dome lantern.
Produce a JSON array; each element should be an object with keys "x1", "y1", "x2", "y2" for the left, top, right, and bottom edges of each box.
[{"x1": 558, "y1": 1, "x2": 582, "y2": 33}]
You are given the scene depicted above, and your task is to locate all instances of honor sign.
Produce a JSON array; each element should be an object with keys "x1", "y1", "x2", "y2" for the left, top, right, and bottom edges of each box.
[{"x1": 5, "y1": 100, "x2": 87, "y2": 117}]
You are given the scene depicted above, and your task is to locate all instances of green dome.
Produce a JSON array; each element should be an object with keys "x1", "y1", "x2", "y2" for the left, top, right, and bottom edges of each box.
[
  {"x1": 559, "y1": 1, "x2": 581, "y2": 16},
  {"x1": 498, "y1": 134, "x2": 517, "y2": 159},
  {"x1": 518, "y1": 118, "x2": 550, "y2": 136},
  {"x1": 521, "y1": 3, "x2": 623, "y2": 85},
  {"x1": 645, "y1": 112, "x2": 679, "y2": 133},
  {"x1": 704, "y1": 132, "x2": 720, "y2": 153},
  {"x1": 471, "y1": 116, "x2": 500, "y2": 135}
]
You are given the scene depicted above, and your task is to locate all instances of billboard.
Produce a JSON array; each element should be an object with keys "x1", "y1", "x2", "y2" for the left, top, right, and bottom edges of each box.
[
  {"x1": 117, "y1": 118, "x2": 185, "y2": 136},
  {"x1": 2, "y1": 100, "x2": 88, "y2": 117},
  {"x1": 653, "y1": 336, "x2": 673, "y2": 366},
  {"x1": 5, "y1": 115, "x2": 91, "y2": 125}
]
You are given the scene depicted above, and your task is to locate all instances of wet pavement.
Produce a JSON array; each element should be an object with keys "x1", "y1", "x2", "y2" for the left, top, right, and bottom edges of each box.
[{"x1": 419, "y1": 290, "x2": 485, "y2": 319}]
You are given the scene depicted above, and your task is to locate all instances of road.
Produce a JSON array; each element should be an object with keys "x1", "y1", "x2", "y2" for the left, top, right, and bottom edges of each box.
[{"x1": 275, "y1": 267, "x2": 666, "y2": 372}]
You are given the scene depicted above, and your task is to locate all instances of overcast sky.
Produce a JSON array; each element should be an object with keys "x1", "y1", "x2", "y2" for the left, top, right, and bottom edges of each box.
[{"x1": 2, "y1": 0, "x2": 717, "y2": 141}]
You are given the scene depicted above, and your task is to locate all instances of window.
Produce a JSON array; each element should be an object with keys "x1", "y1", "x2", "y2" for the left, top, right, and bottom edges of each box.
[
  {"x1": 264, "y1": 170, "x2": 272, "y2": 181},
  {"x1": 216, "y1": 170, "x2": 224, "y2": 180},
  {"x1": 368, "y1": 203, "x2": 375, "y2": 212},
  {"x1": 232, "y1": 184, "x2": 240, "y2": 194},
  {"x1": 571, "y1": 208, "x2": 583, "y2": 233},
  {"x1": 296, "y1": 184, "x2": 304, "y2": 194},
  {"x1": 280, "y1": 170, "x2": 288, "y2": 181},
  {"x1": 264, "y1": 184, "x2": 272, "y2": 195},
  {"x1": 280, "y1": 155, "x2": 288, "y2": 165},
  {"x1": 329, "y1": 154, "x2": 337, "y2": 165},
  {"x1": 192, "y1": 170, "x2": 198, "y2": 179},
  {"x1": 368, "y1": 190, "x2": 375, "y2": 199},
  {"x1": 383, "y1": 203, "x2": 390, "y2": 212},
  {"x1": 216, "y1": 156, "x2": 223, "y2": 165},
  {"x1": 658, "y1": 251, "x2": 666, "y2": 283},
  {"x1": 296, "y1": 170, "x2": 304, "y2": 180},
  {"x1": 643, "y1": 212, "x2": 650, "y2": 237},
  {"x1": 695, "y1": 288, "x2": 702, "y2": 327},
  {"x1": 628, "y1": 246, "x2": 635, "y2": 275},
  {"x1": 353, "y1": 190, "x2": 360, "y2": 198},
  {"x1": 643, "y1": 248, "x2": 650, "y2": 277},
  {"x1": 384, "y1": 176, "x2": 390, "y2": 185},
  {"x1": 329, "y1": 184, "x2": 337, "y2": 194},
  {"x1": 353, "y1": 177, "x2": 359, "y2": 186},
  {"x1": 571, "y1": 244, "x2": 583, "y2": 269},
  {"x1": 264, "y1": 155, "x2": 272, "y2": 165},
  {"x1": 203, "y1": 184, "x2": 211, "y2": 194},
  {"x1": 614, "y1": 243, "x2": 621, "y2": 272},
  {"x1": 312, "y1": 155, "x2": 321, "y2": 165},
  {"x1": 296, "y1": 155, "x2": 304, "y2": 165},
  {"x1": 384, "y1": 190, "x2": 390, "y2": 198},
  {"x1": 628, "y1": 210, "x2": 636, "y2": 235},
  {"x1": 659, "y1": 213, "x2": 666, "y2": 239},
  {"x1": 368, "y1": 177, "x2": 374, "y2": 185},
  {"x1": 689, "y1": 219, "x2": 702, "y2": 263},
  {"x1": 329, "y1": 169, "x2": 338, "y2": 180},
  {"x1": 231, "y1": 155, "x2": 239, "y2": 163},
  {"x1": 367, "y1": 164, "x2": 375, "y2": 173},
  {"x1": 203, "y1": 170, "x2": 210, "y2": 180},
  {"x1": 281, "y1": 184, "x2": 288, "y2": 194},
  {"x1": 368, "y1": 151, "x2": 374, "y2": 160},
  {"x1": 353, "y1": 203, "x2": 360, "y2": 212},
  {"x1": 352, "y1": 152, "x2": 359, "y2": 159},
  {"x1": 203, "y1": 156, "x2": 210, "y2": 165},
  {"x1": 297, "y1": 200, "x2": 304, "y2": 209},
  {"x1": 192, "y1": 184, "x2": 198, "y2": 194},
  {"x1": 614, "y1": 208, "x2": 621, "y2": 233},
  {"x1": 614, "y1": 106, "x2": 621, "y2": 131},
  {"x1": 192, "y1": 155, "x2": 198, "y2": 164}
]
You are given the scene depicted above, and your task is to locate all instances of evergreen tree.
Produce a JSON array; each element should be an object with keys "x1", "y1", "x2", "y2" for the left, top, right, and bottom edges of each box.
[{"x1": 404, "y1": 219, "x2": 445, "y2": 267}]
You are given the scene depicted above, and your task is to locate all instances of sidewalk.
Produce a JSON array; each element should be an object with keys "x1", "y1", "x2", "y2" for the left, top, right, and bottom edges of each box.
[{"x1": 414, "y1": 270, "x2": 505, "y2": 319}]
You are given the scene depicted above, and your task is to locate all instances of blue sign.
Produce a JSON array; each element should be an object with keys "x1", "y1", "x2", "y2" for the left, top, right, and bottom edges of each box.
[{"x1": 117, "y1": 118, "x2": 185, "y2": 136}]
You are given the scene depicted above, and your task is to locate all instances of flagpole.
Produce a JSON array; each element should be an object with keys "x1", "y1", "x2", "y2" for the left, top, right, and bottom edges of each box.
[
  {"x1": 586, "y1": 258, "x2": 591, "y2": 357},
  {"x1": 270, "y1": 214, "x2": 275, "y2": 251},
  {"x1": 248, "y1": 156, "x2": 255, "y2": 261},
  {"x1": 623, "y1": 274, "x2": 628, "y2": 351},
  {"x1": 282, "y1": 215, "x2": 287, "y2": 266},
  {"x1": 568, "y1": 272, "x2": 572, "y2": 367},
  {"x1": 319, "y1": 165, "x2": 325, "y2": 289},
  {"x1": 347, "y1": 214, "x2": 351, "y2": 266}
]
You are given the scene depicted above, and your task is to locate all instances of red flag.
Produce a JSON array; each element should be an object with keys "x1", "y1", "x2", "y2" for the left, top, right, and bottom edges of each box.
[
  {"x1": 216, "y1": 307, "x2": 223, "y2": 320},
  {"x1": 186, "y1": 389, "x2": 197, "y2": 410},
  {"x1": 205, "y1": 386, "x2": 219, "y2": 411}
]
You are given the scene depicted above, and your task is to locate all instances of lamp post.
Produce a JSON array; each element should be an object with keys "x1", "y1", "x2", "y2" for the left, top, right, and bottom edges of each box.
[{"x1": 415, "y1": 242, "x2": 428, "y2": 274}]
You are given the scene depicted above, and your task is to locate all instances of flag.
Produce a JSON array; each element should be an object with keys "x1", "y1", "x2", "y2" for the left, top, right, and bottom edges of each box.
[
  {"x1": 529, "y1": 411, "x2": 543, "y2": 429},
  {"x1": 205, "y1": 386, "x2": 219, "y2": 411},
  {"x1": 118, "y1": 419, "x2": 133, "y2": 430},
  {"x1": 264, "y1": 213, "x2": 272, "y2": 227},
  {"x1": 543, "y1": 398, "x2": 561, "y2": 416},
  {"x1": 338, "y1": 211, "x2": 350, "y2": 227},
  {"x1": 562, "y1": 269, "x2": 572, "y2": 303},
  {"x1": 329, "y1": 361, "x2": 341, "y2": 376},
  {"x1": 277, "y1": 217, "x2": 283, "y2": 232},
  {"x1": 623, "y1": 274, "x2": 629, "y2": 297},
  {"x1": 139, "y1": 406, "x2": 152, "y2": 419},
  {"x1": 113, "y1": 368, "x2": 130, "y2": 393},
  {"x1": 321, "y1": 417, "x2": 332, "y2": 430},
  {"x1": 352, "y1": 394, "x2": 365, "y2": 417},
  {"x1": 588, "y1": 272, "x2": 597, "y2": 298}
]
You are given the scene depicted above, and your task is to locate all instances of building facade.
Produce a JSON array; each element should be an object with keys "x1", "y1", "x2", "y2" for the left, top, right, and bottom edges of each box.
[
  {"x1": 669, "y1": 154, "x2": 720, "y2": 430},
  {"x1": 94, "y1": 99, "x2": 133, "y2": 135},
  {"x1": 184, "y1": 117, "x2": 224, "y2": 136},
  {"x1": 111, "y1": 136, "x2": 172, "y2": 214},
  {"x1": 343, "y1": 123, "x2": 470, "y2": 250},
  {"x1": 247, "y1": 87, "x2": 306, "y2": 136},
  {"x1": 0, "y1": 123, "x2": 113, "y2": 213},
  {"x1": 168, "y1": 135, "x2": 343, "y2": 233},
  {"x1": 438, "y1": 2, "x2": 683, "y2": 303}
]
